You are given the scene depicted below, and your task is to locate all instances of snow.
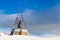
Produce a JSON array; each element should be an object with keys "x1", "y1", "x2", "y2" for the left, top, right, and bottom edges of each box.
[
  {"x1": 0, "y1": 32, "x2": 60, "y2": 40},
  {"x1": 0, "y1": 35, "x2": 41, "y2": 40},
  {"x1": 0, "y1": 32, "x2": 8, "y2": 36}
]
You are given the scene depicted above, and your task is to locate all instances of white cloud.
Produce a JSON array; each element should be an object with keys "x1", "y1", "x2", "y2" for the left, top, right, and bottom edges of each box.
[
  {"x1": 30, "y1": 24, "x2": 60, "y2": 35},
  {"x1": 0, "y1": 10, "x2": 5, "y2": 13},
  {"x1": 0, "y1": 14, "x2": 17, "y2": 28}
]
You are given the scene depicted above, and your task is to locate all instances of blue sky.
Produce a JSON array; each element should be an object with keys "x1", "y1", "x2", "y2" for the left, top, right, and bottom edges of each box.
[
  {"x1": 0, "y1": 0, "x2": 59, "y2": 14},
  {"x1": 0, "y1": 0, "x2": 60, "y2": 37}
]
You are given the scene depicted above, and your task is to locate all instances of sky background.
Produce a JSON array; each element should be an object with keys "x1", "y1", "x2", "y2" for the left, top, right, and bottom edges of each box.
[{"x1": 0, "y1": 0, "x2": 60, "y2": 37}]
